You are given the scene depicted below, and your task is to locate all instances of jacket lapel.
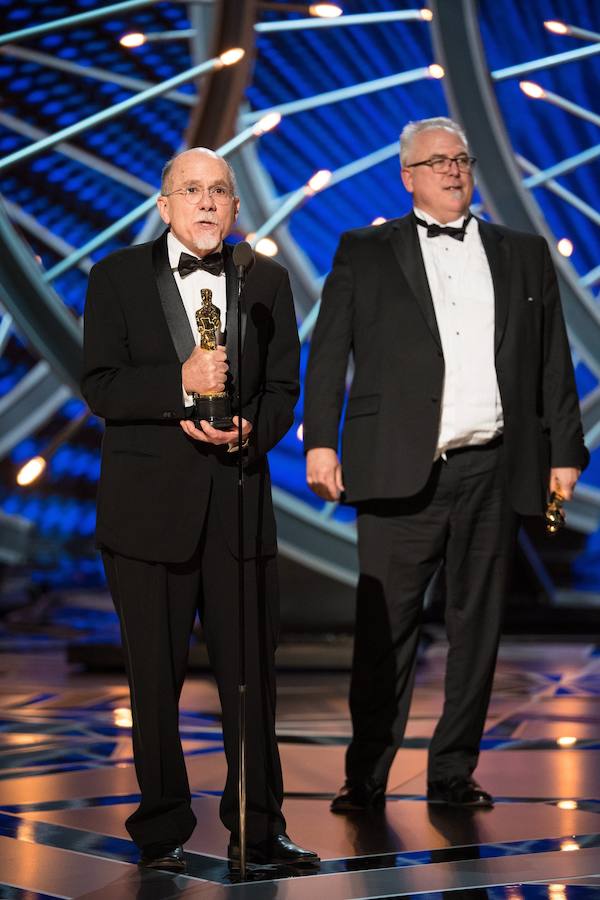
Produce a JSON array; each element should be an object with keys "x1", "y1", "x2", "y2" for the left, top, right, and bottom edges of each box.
[
  {"x1": 389, "y1": 214, "x2": 442, "y2": 349},
  {"x1": 478, "y1": 219, "x2": 511, "y2": 354},
  {"x1": 152, "y1": 230, "x2": 196, "y2": 363},
  {"x1": 224, "y1": 243, "x2": 246, "y2": 387}
]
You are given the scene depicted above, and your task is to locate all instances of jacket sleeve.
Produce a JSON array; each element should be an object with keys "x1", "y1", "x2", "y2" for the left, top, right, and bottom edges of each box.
[
  {"x1": 243, "y1": 269, "x2": 300, "y2": 461},
  {"x1": 81, "y1": 261, "x2": 185, "y2": 421},
  {"x1": 303, "y1": 233, "x2": 354, "y2": 452},
  {"x1": 541, "y1": 241, "x2": 589, "y2": 471}
]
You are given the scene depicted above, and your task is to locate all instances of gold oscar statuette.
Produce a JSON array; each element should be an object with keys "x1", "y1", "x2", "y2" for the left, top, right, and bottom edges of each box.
[
  {"x1": 192, "y1": 288, "x2": 233, "y2": 429},
  {"x1": 545, "y1": 488, "x2": 565, "y2": 535}
]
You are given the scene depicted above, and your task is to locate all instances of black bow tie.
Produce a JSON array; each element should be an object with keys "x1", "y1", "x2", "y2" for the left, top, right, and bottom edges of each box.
[
  {"x1": 177, "y1": 251, "x2": 224, "y2": 278},
  {"x1": 414, "y1": 214, "x2": 471, "y2": 242}
]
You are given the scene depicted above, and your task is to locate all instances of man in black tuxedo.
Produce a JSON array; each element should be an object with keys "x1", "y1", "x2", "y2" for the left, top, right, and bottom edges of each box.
[
  {"x1": 304, "y1": 117, "x2": 587, "y2": 813},
  {"x1": 82, "y1": 148, "x2": 318, "y2": 870}
]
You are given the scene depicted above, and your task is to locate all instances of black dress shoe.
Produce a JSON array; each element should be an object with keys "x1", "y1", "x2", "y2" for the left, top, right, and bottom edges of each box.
[
  {"x1": 330, "y1": 778, "x2": 386, "y2": 813},
  {"x1": 228, "y1": 833, "x2": 319, "y2": 868},
  {"x1": 427, "y1": 776, "x2": 494, "y2": 808},
  {"x1": 139, "y1": 843, "x2": 185, "y2": 871}
]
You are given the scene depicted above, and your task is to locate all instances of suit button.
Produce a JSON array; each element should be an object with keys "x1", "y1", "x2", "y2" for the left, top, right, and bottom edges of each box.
[
  {"x1": 162, "y1": 412, "x2": 172, "y2": 418},
  {"x1": 437, "y1": 350, "x2": 443, "y2": 358},
  {"x1": 431, "y1": 397, "x2": 438, "y2": 403}
]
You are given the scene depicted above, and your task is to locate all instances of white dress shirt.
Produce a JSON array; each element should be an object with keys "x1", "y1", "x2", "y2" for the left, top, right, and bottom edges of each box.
[
  {"x1": 167, "y1": 232, "x2": 227, "y2": 408},
  {"x1": 414, "y1": 207, "x2": 503, "y2": 459}
]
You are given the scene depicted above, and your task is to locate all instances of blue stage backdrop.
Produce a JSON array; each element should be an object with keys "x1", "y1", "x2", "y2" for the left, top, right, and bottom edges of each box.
[{"x1": 0, "y1": 0, "x2": 598, "y2": 595}]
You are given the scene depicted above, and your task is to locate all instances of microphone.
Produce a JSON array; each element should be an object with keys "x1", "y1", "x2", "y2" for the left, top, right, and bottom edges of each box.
[{"x1": 232, "y1": 240, "x2": 254, "y2": 277}]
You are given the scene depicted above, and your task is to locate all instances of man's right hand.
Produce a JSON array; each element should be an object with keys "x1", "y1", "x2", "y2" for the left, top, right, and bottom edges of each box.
[
  {"x1": 182, "y1": 346, "x2": 228, "y2": 396},
  {"x1": 306, "y1": 447, "x2": 345, "y2": 501}
]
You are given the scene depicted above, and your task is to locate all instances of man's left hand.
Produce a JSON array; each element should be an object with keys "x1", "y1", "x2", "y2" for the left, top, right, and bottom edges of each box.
[
  {"x1": 549, "y1": 467, "x2": 580, "y2": 501},
  {"x1": 180, "y1": 416, "x2": 252, "y2": 446}
]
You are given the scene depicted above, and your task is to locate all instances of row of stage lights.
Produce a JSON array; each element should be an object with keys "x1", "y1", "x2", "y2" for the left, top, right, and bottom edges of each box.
[
  {"x1": 120, "y1": 3, "x2": 345, "y2": 47},
  {"x1": 118, "y1": 5, "x2": 436, "y2": 48}
]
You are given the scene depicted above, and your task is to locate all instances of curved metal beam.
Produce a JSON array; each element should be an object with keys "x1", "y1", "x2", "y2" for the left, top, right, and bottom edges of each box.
[
  {"x1": 0, "y1": 363, "x2": 71, "y2": 461},
  {"x1": 0, "y1": 200, "x2": 82, "y2": 393},
  {"x1": 430, "y1": 0, "x2": 600, "y2": 379},
  {"x1": 185, "y1": 0, "x2": 258, "y2": 149}
]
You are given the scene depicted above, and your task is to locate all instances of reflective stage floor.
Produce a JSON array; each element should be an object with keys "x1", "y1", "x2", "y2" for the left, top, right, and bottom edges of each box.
[{"x1": 0, "y1": 637, "x2": 599, "y2": 898}]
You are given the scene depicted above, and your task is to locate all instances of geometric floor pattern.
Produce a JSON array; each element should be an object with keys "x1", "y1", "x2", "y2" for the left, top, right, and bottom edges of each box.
[{"x1": 1, "y1": 639, "x2": 599, "y2": 898}]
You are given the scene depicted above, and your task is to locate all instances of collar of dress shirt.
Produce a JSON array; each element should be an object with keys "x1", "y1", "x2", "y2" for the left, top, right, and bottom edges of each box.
[
  {"x1": 166, "y1": 230, "x2": 224, "y2": 270},
  {"x1": 413, "y1": 206, "x2": 474, "y2": 231}
]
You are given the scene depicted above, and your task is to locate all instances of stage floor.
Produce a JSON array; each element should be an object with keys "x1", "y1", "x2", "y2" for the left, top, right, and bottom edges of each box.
[{"x1": 0, "y1": 637, "x2": 599, "y2": 898}]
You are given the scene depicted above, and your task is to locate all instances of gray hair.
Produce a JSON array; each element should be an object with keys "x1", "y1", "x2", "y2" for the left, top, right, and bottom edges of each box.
[
  {"x1": 160, "y1": 147, "x2": 238, "y2": 196},
  {"x1": 399, "y1": 117, "x2": 469, "y2": 166}
]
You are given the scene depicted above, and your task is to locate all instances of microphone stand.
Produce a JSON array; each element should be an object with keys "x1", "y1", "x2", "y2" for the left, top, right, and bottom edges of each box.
[{"x1": 234, "y1": 250, "x2": 248, "y2": 880}]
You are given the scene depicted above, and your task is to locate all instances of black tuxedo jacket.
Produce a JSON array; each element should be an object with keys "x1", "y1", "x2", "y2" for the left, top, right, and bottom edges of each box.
[
  {"x1": 82, "y1": 231, "x2": 299, "y2": 563},
  {"x1": 304, "y1": 213, "x2": 588, "y2": 515}
]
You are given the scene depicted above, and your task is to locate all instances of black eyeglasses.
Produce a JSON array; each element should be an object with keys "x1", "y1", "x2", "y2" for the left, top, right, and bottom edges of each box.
[{"x1": 405, "y1": 155, "x2": 477, "y2": 174}]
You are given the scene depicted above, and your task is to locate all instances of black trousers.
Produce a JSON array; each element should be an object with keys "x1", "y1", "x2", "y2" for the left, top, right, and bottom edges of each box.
[
  {"x1": 347, "y1": 439, "x2": 517, "y2": 787},
  {"x1": 102, "y1": 494, "x2": 285, "y2": 849}
]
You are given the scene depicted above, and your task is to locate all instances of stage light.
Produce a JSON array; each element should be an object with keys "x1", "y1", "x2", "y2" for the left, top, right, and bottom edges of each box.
[
  {"x1": 520, "y1": 81, "x2": 545, "y2": 98},
  {"x1": 560, "y1": 839, "x2": 579, "y2": 851},
  {"x1": 371, "y1": 216, "x2": 387, "y2": 225},
  {"x1": 255, "y1": 237, "x2": 278, "y2": 256},
  {"x1": 504, "y1": 888, "x2": 523, "y2": 900},
  {"x1": 557, "y1": 800, "x2": 577, "y2": 810},
  {"x1": 557, "y1": 238, "x2": 573, "y2": 257},
  {"x1": 557, "y1": 735, "x2": 577, "y2": 746},
  {"x1": 15, "y1": 410, "x2": 90, "y2": 488},
  {"x1": 309, "y1": 3, "x2": 342, "y2": 16},
  {"x1": 306, "y1": 169, "x2": 332, "y2": 194},
  {"x1": 545, "y1": 20, "x2": 569, "y2": 35},
  {"x1": 296, "y1": 424, "x2": 304, "y2": 441},
  {"x1": 220, "y1": 48, "x2": 245, "y2": 67},
  {"x1": 120, "y1": 32, "x2": 145, "y2": 48},
  {"x1": 17, "y1": 456, "x2": 47, "y2": 487},
  {"x1": 421, "y1": 9, "x2": 433, "y2": 21},
  {"x1": 253, "y1": 112, "x2": 282, "y2": 136},
  {"x1": 114, "y1": 707, "x2": 133, "y2": 728},
  {"x1": 428, "y1": 63, "x2": 444, "y2": 79},
  {"x1": 548, "y1": 887, "x2": 567, "y2": 899}
]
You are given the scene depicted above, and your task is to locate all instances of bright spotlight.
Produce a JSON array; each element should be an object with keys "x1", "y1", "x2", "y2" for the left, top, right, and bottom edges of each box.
[
  {"x1": 557, "y1": 238, "x2": 573, "y2": 257},
  {"x1": 255, "y1": 237, "x2": 278, "y2": 257},
  {"x1": 120, "y1": 32, "x2": 146, "y2": 48},
  {"x1": 309, "y1": 4, "x2": 343, "y2": 17},
  {"x1": 17, "y1": 456, "x2": 47, "y2": 486},
  {"x1": 371, "y1": 216, "x2": 387, "y2": 225},
  {"x1": 520, "y1": 81, "x2": 545, "y2": 99},
  {"x1": 428, "y1": 63, "x2": 444, "y2": 79},
  {"x1": 220, "y1": 48, "x2": 245, "y2": 67},
  {"x1": 544, "y1": 20, "x2": 569, "y2": 35},
  {"x1": 421, "y1": 9, "x2": 433, "y2": 21},
  {"x1": 253, "y1": 112, "x2": 282, "y2": 136},
  {"x1": 306, "y1": 169, "x2": 332, "y2": 193},
  {"x1": 113, "y1": 707, "x2": 133, "y2": 728},
  {"x1": 557, "y1": 735, "x2": 577, "y2": 746},
  {"x1": 296, "y1": 423, "x2": 304, "y2": 441},
  {"x1": 557, "y1": 800, "x2": 577, "y2": 810},
  {"x1": 560, "y1": 839, "x2": 579, "y2": 852}
]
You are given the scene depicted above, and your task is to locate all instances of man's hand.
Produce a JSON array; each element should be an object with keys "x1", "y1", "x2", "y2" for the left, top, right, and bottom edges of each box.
[
  {"x1": 182, "y1": 346, "x2": 228, "y2": 396},
  {"x1": 549, "y1": 467, "x2": 580, "y2": 501},
  {"x1": 180, "y1": 416, "x2": 252, "y2": 446},
  {"x1": 306, "y1": 447, "x2": 345, "y2": 501}
]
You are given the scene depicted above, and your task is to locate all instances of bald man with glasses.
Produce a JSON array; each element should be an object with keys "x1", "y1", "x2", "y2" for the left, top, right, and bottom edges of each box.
[
  {"x1": 83, "y1": 147, "x2": 317, "y2": 871},
  {"x1": 304, "y1": 117, "x2": 587, "y2": 813}
]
